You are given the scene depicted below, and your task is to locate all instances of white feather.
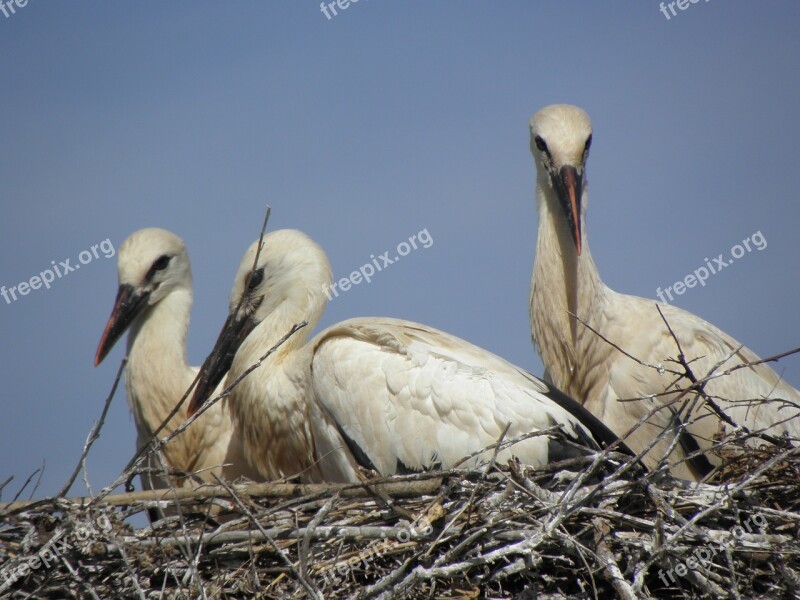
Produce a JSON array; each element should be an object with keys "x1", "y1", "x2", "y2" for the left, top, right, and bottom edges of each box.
[
  {"x1": 204, "y1": 230, "x2": 615, "y2": 483},
  {"x1": 95, "y1": 228, "x2": 261, "y2": 491},
  {"x1": 528, "y1": 104, "x2": 800, "y2": 480}
]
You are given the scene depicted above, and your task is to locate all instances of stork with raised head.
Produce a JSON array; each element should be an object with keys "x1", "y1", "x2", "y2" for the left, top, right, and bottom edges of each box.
[
  {"x1": 95, "y1": 228, "x2": 260, "y2": 491},
  {"x1": 528, "y1": 104, "x2": 800, "y2": 480},
  {"x1": 186, "y1": 229, "x2": 633, "y2": 483}
]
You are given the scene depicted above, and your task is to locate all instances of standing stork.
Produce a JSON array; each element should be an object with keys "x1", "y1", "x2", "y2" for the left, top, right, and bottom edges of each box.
[
  {"x1": 187, "y1": 229, "x2": 632, "y2": 483},
  {"x1": 528, "y1": 104, "x2": 800, "y2": 480},
  {"x1": 95, "y1": 228, "x2": 259, "y2": 493}
]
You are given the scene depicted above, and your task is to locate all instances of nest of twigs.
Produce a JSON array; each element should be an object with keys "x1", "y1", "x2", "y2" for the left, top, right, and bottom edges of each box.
[{"x1": 2, "y1": 436, "x2": 800, "y2": 600}]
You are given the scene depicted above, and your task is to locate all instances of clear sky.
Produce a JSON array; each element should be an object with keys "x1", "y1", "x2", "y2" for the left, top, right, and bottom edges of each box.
[{"x1": 2, "y1": 2, "x2": 799, "y2": 505}]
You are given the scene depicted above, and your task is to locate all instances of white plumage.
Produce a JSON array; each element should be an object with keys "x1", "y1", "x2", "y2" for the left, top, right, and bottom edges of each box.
[
  {"x1": 95, "y1": 228, "x2": 259, "y2": 491},
  {"x1": 528, "y1": 104, "x2": 800, "y2": 480},
  {"x1": 188, "y1": 229, "x2": 627, "y2": 483}
]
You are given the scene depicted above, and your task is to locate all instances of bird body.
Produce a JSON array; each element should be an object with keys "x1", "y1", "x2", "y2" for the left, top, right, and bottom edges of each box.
[
  {"x1": 95, "y1": 228, "x2": 258, "y2": 491},
  {"x1": 528, "y1": 104, "x2": 800, "y2": 479},
  {"x1": 189, "y1": 229, "x2": 627, "y2": 483}
]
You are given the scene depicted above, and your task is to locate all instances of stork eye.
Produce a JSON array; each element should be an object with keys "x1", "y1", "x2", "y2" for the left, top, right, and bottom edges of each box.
[
  {"x1": 146, "y1": 255, "x2": 171, "y2": 280},
  {"x1": 534, "y1": 135, "x2": 548, "y2": 154},
  {"x1": 584, "y1": 134, "x2": 592, "y2": 152},
  {"x1": 245, "y1": 268, "x2": 264, "y2": 291}
]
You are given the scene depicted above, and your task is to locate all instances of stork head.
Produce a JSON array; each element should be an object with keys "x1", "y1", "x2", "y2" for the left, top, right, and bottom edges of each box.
[
  {"x1": 529, "y1": 104, "x2": 593, "y2": 256},
  {"x1": 187, "y1": 229, "x2": 331, "y2": 416},
  {"x1": 95, "y1": 228, "x2": 191, "y2": 366}
]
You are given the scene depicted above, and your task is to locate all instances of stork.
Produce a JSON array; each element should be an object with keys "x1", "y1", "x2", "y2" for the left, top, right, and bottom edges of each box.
[
  {"x1": 528, "y1": 104, "x2": 800, "y2": 480},
  {"x1": 95, "y1": 228, "x2": 260, "y2": 493},
  {"x1": 186, "y1": 229, "x2": 633, "y2": 483}
]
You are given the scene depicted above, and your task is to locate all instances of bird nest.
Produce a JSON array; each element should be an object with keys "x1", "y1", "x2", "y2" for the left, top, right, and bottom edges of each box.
[{"x1": 2, "y1": 438, "x2": 800, "y2": 600}]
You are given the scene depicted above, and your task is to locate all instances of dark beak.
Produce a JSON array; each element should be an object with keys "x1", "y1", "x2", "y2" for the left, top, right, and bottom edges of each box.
[
  {"x1": 552, "y1": 165, "x2": 583, "y2": 256},
  {"x1": 95, "y1": 284, "x2": 150, "y2": 366},
  {"x1": 187, "y1": 312, "x2": 257, "y2": 416}
]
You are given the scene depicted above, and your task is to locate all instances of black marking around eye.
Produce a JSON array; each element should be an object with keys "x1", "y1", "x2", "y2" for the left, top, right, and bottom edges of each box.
[
  {"x1": 245, "y1": 267, "x2": 264, "y2": 291},
  {"x1": 583, "y1": 134, "x2": 593, "y2": 161},
  {"x1": 534, "y1": 135, "x2": 549, "y2": 155},
  {"x1": 146, "y1": 255, "x2": 171, "y2": 281}
]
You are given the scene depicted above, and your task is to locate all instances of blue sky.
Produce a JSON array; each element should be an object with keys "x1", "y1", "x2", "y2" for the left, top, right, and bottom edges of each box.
[{"x1": 2, "y1": 2, "x2": 799, "y2": 505}]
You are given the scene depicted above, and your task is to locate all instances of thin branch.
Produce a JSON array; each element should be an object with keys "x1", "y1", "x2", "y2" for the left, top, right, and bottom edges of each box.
[
  {"x1": 58, "y1": 357, "x2": 126, "y2": 498},
  {"x1": 89, "y1": 320, "x2": 307, "y2": 509}
]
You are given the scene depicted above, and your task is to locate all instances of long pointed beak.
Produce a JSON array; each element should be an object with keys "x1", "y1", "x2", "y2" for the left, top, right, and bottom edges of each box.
[
  {"x1": 552, "y1": 165, "x2": 583, "y2": 256},
  {"x1": 186, "y1": 312, "x2": 257, "y2": 416},
  {"x1": 95, "y1": 284, "x2": 150, "y2": 366}
]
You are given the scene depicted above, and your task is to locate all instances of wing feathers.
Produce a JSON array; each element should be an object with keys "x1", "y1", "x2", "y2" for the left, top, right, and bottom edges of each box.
[{"x1": 310, "y1": 318, "x2": 617, "y2": 475}]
